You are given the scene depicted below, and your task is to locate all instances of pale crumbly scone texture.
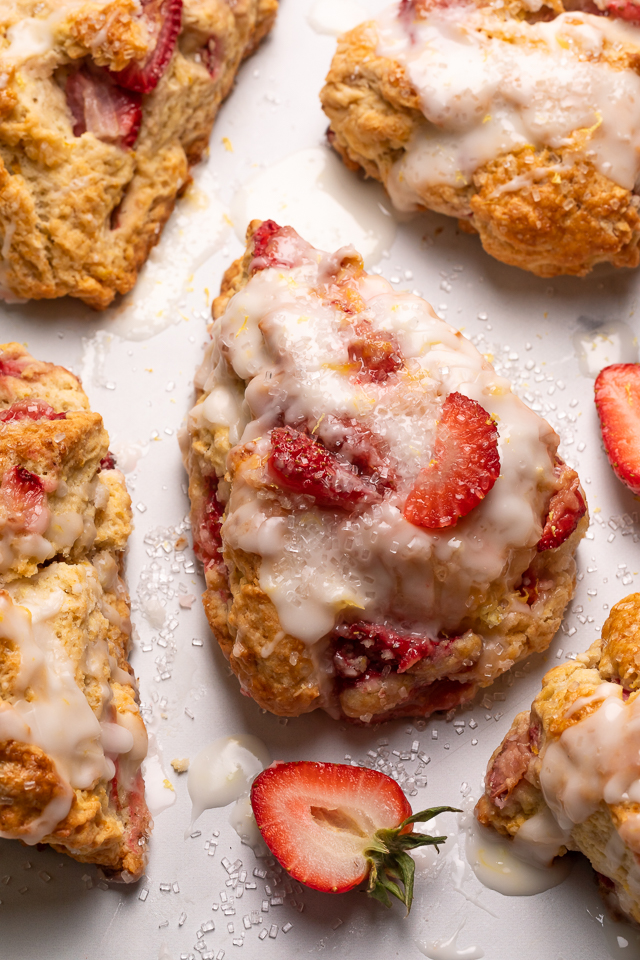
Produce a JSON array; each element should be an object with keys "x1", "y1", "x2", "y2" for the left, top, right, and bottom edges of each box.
[
  {"x1": 0, "y1": 343, "x2": 148, "y2": 879},
  {"x1": 183, "y1": 221, "x2": 587, "y2": 722},
  {"x1": 320, "y1": 2, "x2": 640, "y2": 278},
  {"x1": 476, "y1": 593, "x2": 640, "y2": 925},
  {"x1": 0, "y1": 0, "x2": 278, "y2": 308}
]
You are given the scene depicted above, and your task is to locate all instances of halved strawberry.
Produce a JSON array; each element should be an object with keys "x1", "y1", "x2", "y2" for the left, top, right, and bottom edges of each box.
[
  {"x1": 0, "y1": 400, "x2": 65, "y2": 423},
  {"x1": 250, "y1": 761, "x2": 457, "y2": 911},
  {"x1": 269, "y1": 427, "x2": 381, "y2": 511},
  {"x1": 595, "y1": 364, "x2": 640, "y2": 495},
  {"x1": 110, "y1": 0, "x2": 183, "y2": 94},
  {"x1": 66, "y1": 66, "x2": 142, "y2": 148},
  {"x1": 537, "y1": 458, "x2": 586, "y2": 551},
  {"x1": 404, "y1": 392, "x2": 500, "y2": 529}
]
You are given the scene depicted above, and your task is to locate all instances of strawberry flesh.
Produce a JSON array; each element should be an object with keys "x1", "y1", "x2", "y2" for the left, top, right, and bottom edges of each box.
[
  {"x1": 193, "y1": 474, "x2": 226, "y2": 570},
  {"x1": 110, "y1": 0, "x2": 183, "y2": 93},
  {"x1": 251, "y1": 761, "x2": 457, "y2": 910},
  {"x1": 269, "y1": 426, "x2": 381, "y2": 510},
  {"x1": 200, "y1": 36, "x2": 223, "y2": 78},
  {"x1": 317, "y1": 416, "x2": 396, "y2": 494},
  {"x1": 537, "y1": 457, "x2": 586, "y2": 551},
  {"x1": 66, "y1": 66, "x2": 142, "y2": 148},
  {"x1": 99, "y1": 452, "x2": 117, "y2": 471},
  {"x1": 348, "y1": 323, "x2": 403, "y2": 383},
  {"x1": 0, "y1": 358, "x2": 26, "y2": 378},
  {"x1": 0, "y1": 400, "x2": 65, "y2": 423},
  {"x1": 1, "y1": 465, "x2": 47, "y2": 533},
  {"x1": 250, "y1": 221, "x2": 313, "y2": 273},
  {"x1": 595, "y1": 363, "x2": 640, "y2": 495},
  {"x1": 333, "y1": 622, "x2": 437, "y2": 676},
  {"x1": 404, "y1": 392, "x2": 500, "y2": 529}
]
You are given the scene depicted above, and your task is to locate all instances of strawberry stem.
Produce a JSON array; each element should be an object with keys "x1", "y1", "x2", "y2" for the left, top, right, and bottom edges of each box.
[{"x1": 364, "y1": 805, "x2": 460, "y2": 914}]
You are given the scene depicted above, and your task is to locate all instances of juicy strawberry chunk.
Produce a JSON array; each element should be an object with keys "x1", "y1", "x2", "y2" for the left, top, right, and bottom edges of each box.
[
  {"x1": 111, "y1": 0, "x2": 183, "y2": 93},
  {"x1": 537, "y1": 458, "x2": 586, "y2": 551},
  {"x1": 66, "y1": 66, "x2": 142, "y2": 148},
  {"x1": 0, "y1": 400, "x2": 65, "y2": 423},
  {"x1": 193, "y1": 474, "x2": 225, "y2": 568},
  {"x1": 250, "y1": 221, "x2": 313, "y2": 273},
  {"x1": 595, "y1": 363, "x2": 640, "y2": 495},
  {"x1": 1, "y1": 465, "x2": 47, "y2": 533},
  {"x1": 318, "y1": 416, "x2": 396, "y2": 493},
  {"x1": 348, "y1": 324, "x2": 403, "y2": 383},
  {"x1": 99, "y1": 452, "x2": 117, "y2": 471},
  {"x1": 0, "y1": 358, "x2": 26, "y2": 377},
  {"x1": 251, "y1": 761, "x2": 455, "y2": 909},
  {"x1": 334, "y1": 622, "x2": 435, "y2": 675},
  {"x1": 606, "y1": 0, "x2": 640, "y2": 20},
  {"x1": 404, "y1": 392, "x2": 500, "y2": 529},
  {"x1": 269, "y1": 427, "x2": 381, "y2": 510},
  {"x1": 200, "y1": 35, "x2": 223, "y2": 78}
]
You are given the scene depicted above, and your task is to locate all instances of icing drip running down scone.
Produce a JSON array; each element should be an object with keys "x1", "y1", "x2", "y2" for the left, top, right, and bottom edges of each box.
[
  {"x1": 0, "y1": 343, "x2": 149, "y2": 880},
  {"x1": 182, "y1": 220, "x2": 588, "y2": 723},
  {"x1": 0, "y1": 0, "x2": 277, "y2": 308},
  {"x1": 321, "y1": 0, "x2": 640, "y2": 277},
  {"x1": 476, "y1": 592, "x2": 640, "y2": 925}
]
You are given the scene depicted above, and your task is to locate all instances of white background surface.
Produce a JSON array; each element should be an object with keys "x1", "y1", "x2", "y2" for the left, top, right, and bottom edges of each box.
[{"x1": 0, "y1": 1, "x2": 639, "y2": 957}]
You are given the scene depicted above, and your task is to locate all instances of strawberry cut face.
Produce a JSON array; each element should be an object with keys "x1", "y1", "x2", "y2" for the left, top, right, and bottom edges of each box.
[
  {"x1": 269, "y1": 427, "x2": 382, "y2": 511},
  {"x1": 110, "y1": 0, "x2": 183, "y2": 93},
  {"x1": 0, "y1": 358, "x2": 26, "y2": 378},
  {"x1": 334, "y1": 622, "x2": 436, "y2": 676},
  {"x1": 250, "y1": 221, "x2": 314, "y2": 273},
  {"x1": 0, "y1": 400, "x2": 65, "y2": 423},
  {"x1": 1, "y1": 465, "x2": 48, "y2": 534},
  {"x1": 404, "y1": 392, "x2": 500, "y2": 529},
  {"x1": 537, "y1": 457, "x2": 586, "y2": 551},
  {"x1": 595, "y1": 363, "x2": 640, "y2": 495},
  {"x1": 193, "y1": 474, "x2": 226, "y2": 569},
  {"x1": 66, "y1": 66, "x2": 142, "y2": 148}
]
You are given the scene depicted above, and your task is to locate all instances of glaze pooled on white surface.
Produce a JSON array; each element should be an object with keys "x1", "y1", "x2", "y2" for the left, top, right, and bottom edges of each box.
[
  {"x1": 376, "y1": 5, "x2": 640, "y2": 209},
  {"x1": 308, "y1": 0, "x2": 369, "y2": 35},
  {"x1": 573, "y1": 321, "x2": 639, "y2": 378},
  {"x1": 187, "y1": 735, "x2": 270, "y2": 824},
  {"x1": 230, "y1": 147, "x2": 396, "y2": 267},
  {"x1": 418, "y1": 924, "x2": 485, "y2": 960}
]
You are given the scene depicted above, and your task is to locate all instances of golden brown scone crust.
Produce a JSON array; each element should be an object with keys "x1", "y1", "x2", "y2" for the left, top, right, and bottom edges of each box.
[
  {"x1": 0, "y1": 0, "x2": 278, "y2": 308},
  {"x1": 184, "y1": 221, "x2": 587, "y2": 722},
  {"x1": 0, "y1": 342, "x2": 148, "y2": 879},
  {"x1": 320, "y1": 5, "x2": 640, "y2": 278},
  {"x1": 476, "y1": 593, "x2": 640, "y2": 924}
]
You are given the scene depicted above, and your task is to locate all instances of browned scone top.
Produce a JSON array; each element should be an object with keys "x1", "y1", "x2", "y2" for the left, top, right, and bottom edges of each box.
[
  {"x1": 320, "y1": 0, "x2": 640, "y2": 278},
  {"x1": 0, "y1": 0, "x2": 278, "y2": 308},
  {"x1": 183, "y1": 220, "x2": 588, "y2": 725},
  {"x1": 0, "y1": 341, "x2": 149, "y2": 880},
  {"x1": 476, "y1": 592, "x2": 640, "y2": 924}
]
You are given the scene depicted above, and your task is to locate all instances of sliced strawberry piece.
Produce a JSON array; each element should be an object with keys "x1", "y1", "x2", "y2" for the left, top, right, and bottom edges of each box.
[
  {"x1": 250, "y1": 221, "x2": 313, "y2": 274},
  {"x1": 193, "y1": 474, "x2": 225, "y2": 569},
  {"x1": 269, "y1": 427, "x2": 381, "y2": 511},
  {"x1": 595, "y1": 363, "x2": 640, "y2": 495},
  {"x1": 99, "y1": 452, "x2": 117, "y2": 471},
  {"x1": 348, "y1": 323, "x2": 403, "y2": 383},
  {"x1": 318, "y1": 416, "x2": 396, "y2": 493},
  {"x1": 66, "y1": 66, "x2": 142, "y2": 149},
  {"x1": 1, "y1": 465, "x2": 47, "y2": 534},
  {"x1": 334, "y1": 622, "x2": 436, "y2": 675},
  {"x1": 537, "y1": 458, "x2": 586, "y2": 551},
  {"x1": 404, "y1": 392, "x2": 500, "y2": 530},
  {"x1": 110, "y1": 0, "x2": 183, "y2": 93},
  {"x1": 0, "y1": 400, "x2": 65, "y2": 423},
  {"x1": 0, "y1": 358, "x2": 26, "y2": 378},
  {"x1": 251, "y1": 760, "x2": 457, "y2": 910}
]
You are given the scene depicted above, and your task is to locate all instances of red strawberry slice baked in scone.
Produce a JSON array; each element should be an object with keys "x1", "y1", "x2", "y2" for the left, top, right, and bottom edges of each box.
[
  {"x1": 0, "y1": 0, "x2": 277, "y2": 308},
  {"x1": 0, "y1": 343, "x2": 150, "y2": 879},
  {"x1": 321, "y1": 0, "x2": 640, "y2": 277},
  {"x1": 183, "y1": 221, "x2": 588, "y2": 723}
]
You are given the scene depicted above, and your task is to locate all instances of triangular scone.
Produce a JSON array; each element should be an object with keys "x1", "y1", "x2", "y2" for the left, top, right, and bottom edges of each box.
[
  {"x1": 183, "y1": 221, "x2": 587, "y2": 724},
  {"x1": 0, "y1": 0, "x2": 277, "y2": 308},
  {"x1": 477, "y1": 593, "x2": 640, "y2": 925},
  {"x1": 0, "y1": 343, "x2": 149, "y2": 879}
]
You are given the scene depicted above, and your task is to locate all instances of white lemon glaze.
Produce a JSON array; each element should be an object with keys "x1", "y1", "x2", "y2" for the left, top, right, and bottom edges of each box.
[
  {"x1": 192, "y1": 237, "x2": 558, "y2": 649},
  {"x1": 375, "y1": 4, "x2": 640, "y2": 208}
]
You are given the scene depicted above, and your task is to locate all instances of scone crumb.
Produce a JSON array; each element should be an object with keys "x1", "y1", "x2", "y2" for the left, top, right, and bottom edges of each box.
[{"x1": 171, "y1": 759, "x2": 190, "y2": 774}]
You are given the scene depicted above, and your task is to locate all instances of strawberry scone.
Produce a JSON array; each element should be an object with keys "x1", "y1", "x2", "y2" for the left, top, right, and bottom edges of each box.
[
  {"x1": 476, "y1": 593, "x2": 640, "y2": 925},
  {"x1": 0, "y1": 0, "x2": 277, "y2": 308},
  {"x1": 183, "y1": 220, "x2": 588, "y2": 723},
  {"x1": 321, "y1": 0, "x2": 640, "y2": 278},
  {"x1": 0, "y1": 342, "x2": 149, "y2": 880}
]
